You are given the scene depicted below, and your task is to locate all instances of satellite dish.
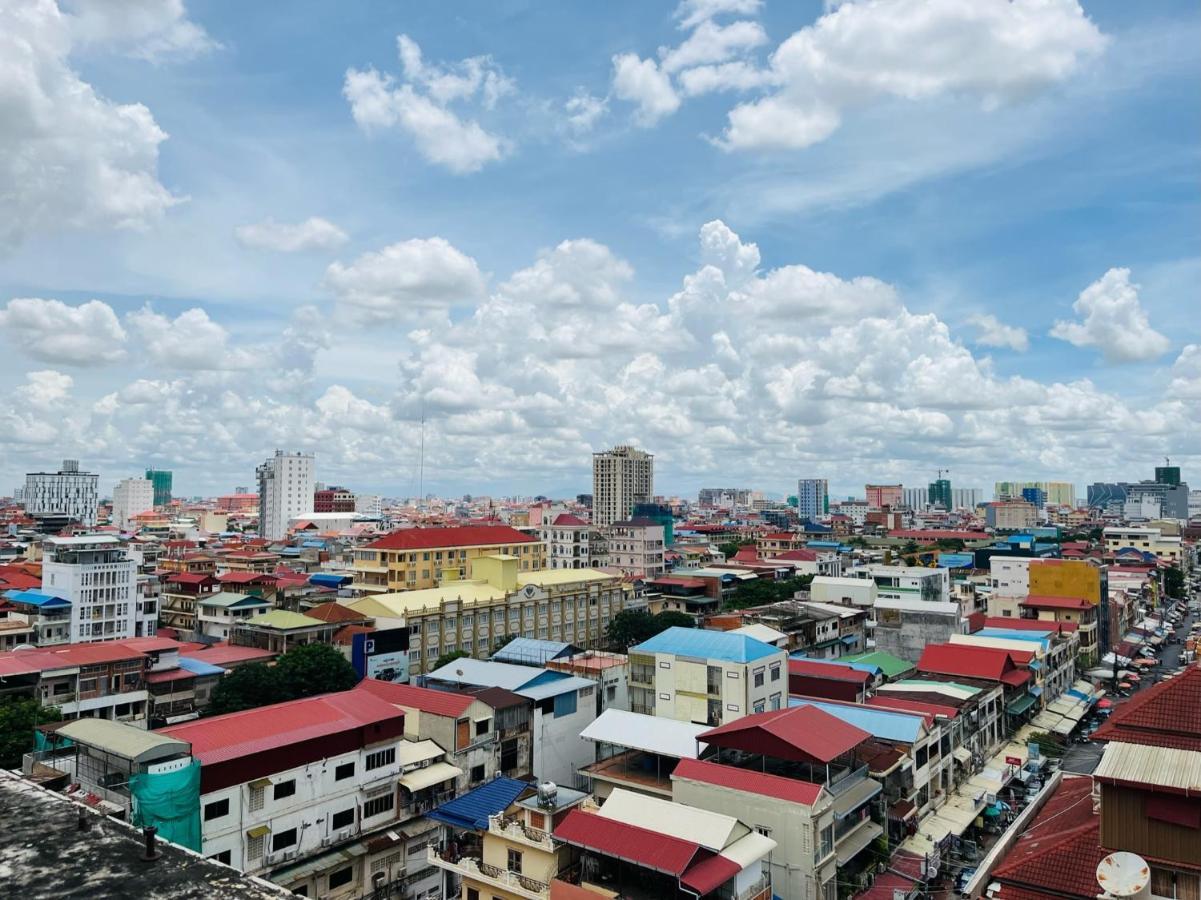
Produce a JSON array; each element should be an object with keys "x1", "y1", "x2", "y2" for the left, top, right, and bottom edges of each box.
[{"x1": 1096, "y1": 852, "x2": 1150, "y2": 899}]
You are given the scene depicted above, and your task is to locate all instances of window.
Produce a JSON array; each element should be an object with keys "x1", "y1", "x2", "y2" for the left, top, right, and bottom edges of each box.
[
  {"x1": 247, "y1": 833, "x2": 265, "y2": 861},
  {"x1": 553, "y1": 691, "x2": 578, "y2": 718},
  {"x1": 753, "y1": 700, "x2": 766, "y2": 713},
  {"x1": 753, "y1": 667, "x2": 765, "y2": 688},
  {"x1": 770, "y1": 664, "x2": 781, "y2": 682},
  {"x1": 331, "y1": 807, "x2": 355, "y2": 830},
  {"x1": 366, "y1": 747, "x2": 396, "y2": 770},
  {"x1": 272, "y1": 828, "x2": 297, "y2": 852},
  {"x1": 249, "y1": 784, "x2": 265, "y2": 812},
  {"x1": 328, "y1": 867, "x2": 353, "y2": 890},
  {"x1": 204, "y1": 798, "x2": 229, "y2": 821},
  {"x1": 209, "y1": 849, "x2": 232, "y2": 865},
  {"x1": 363, "y1": 793, "x2": 395, "y2": 818},
  {"x1": 273, "y1": 779, "x2": 296, "y2": 801},
  {"x1": 755, "y1": 825, "x2": 772, "y2": 837},
  {"x1": 818, "y1": 823, "x2": 834, "y2": 861},
  {"x1": 507, "y1": 848, "x2": 523, "y2": 874},
  {"x1": 467, "y1": 890, "x2": 480, "y2": 900},
  {"x1": 335, "y1": 762, "x2": 355, "y2": 781},
  {"x1": 293, "y1": 888, "x2": 308, "y2": 897}
]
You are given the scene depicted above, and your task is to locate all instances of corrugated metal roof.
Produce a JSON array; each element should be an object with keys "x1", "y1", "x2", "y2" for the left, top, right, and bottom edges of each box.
[
  {"x1": 727, "y1": 623, "x2": 787, "y2": 644},
  {"x1": 58, "y1": 719, "x2": 190, "y2": 763},
  {"x1": 553, "y1": 808, "x2": 699, "y2": 876},
  {"x1": 844, "y1": 651, "x2": 915, "y2": 678},
  {"x1": 788, "y1": 698, "x2": 925, "y2": 744},
  {"x1": 700, "y1": 705, "x2": 870, "y2": 764},
  {"x1": 427, "y1": 776, "x2": 529, "y2": 830},
  {"x1": 633, "y1": 627, "x2": 783, "y2": 664},
  {"x1": 581, "y1": 709, "x2": 709, "y2": 759},
  {"x1": 680, "y1": 853, "x2": 741, "y2": 895},
  {"x1": 788, "y1": 658, "x2": 871, "y2": 683},
  {"x1": 491, "y1": 637, "x2": 576, "y2": 665},
  {"x1": 516, "y1": 674, "x2": 596, "y2": 701},
  {"x1": 244, "y1": 610, "x2": 325, "y2": 629},
  {"x1": 366, "y1": 525, "x2": 537, "y2": 551},
  {"x1": 181, "y1": 644, "x2": 275, "y2": 666},
  {"x1": 672, "y1": 757, "x2": 824, "y2": 806},
  {"x1": 1094, "y1": 741, "x2": 1201, "y2": 795},
  {"x1": 177, "y1": 656, "x2": 226, "y2": 677},
  {"x1": 424, "y1": 657, "x2": 543, "y2": 691},
  {"x1": 355, "y1": 678, "x2": 475, "y2": 716},
  {"x1": 3, "y1": 589, "x2": 70, "y2": 608},
  {"x1": 596, "y1": 788, "x2": 744, "y2": 851}
]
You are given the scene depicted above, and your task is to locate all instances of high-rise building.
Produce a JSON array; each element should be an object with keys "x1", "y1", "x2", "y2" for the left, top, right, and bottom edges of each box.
[
  {"x1": 864, "y1": 484, "x2": 902, "y2": 509},
  {"x1": 927, "y1": 478, "x2": 952, "y2": 510},
  {"x1": 112, "y1": 477, "x2": 155, "y2": 530},
  {"x1": 796, "y1": 478, "x2": 828, "y2": 521},
  {"x1": 901, "y1": 486, "x2": 927, "y2": 510},
  {"x1": 698, "y1": 488, "x2": 752, "y2": 508},
  {"x1": 144, "y1": 469, "x2": 173, "y2": 506},
  {"x1": 42, "y1": 535, "x2": 153, "y2": 641},
  {"x1": 1155, "y1": 464, "x2": 1181, "y2": 486},
  {"x1": 313, "y1": 486, "x2": 355, "y2": 512},
  {"x1": 24, "y1": 459, "x2": 99, "y2": 526},
  {"x1": 951, "y1": 487, "x2": 983, "y2": 510},
  {"x1": 1020, "y1": 486, "x2": 1047, "y2": 509},
  {"x1": 592, "y1": 445, "x2": 653, "y2": 527},
  {"x1": 256, "y1": 450, "x2": 315, "y2": 540},
  {"x1": 995, "y1": 481, "x2": 1075, "y2": 507}
]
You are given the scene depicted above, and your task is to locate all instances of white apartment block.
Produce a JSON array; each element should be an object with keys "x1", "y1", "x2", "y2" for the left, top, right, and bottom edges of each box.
[
  {"x1": 112, "y1": 477, "x2": 155, "y2": 530},
  {"x1": 989, "y1": 557, "x2": 1033, "y2": 599},
  {"x1": 592, "y1": 445, "x2": 653, "y2": 528},
  {"x1": 796, "y1": 478, "x2": 828, "y2": 521},
  {"x1": 605, "y1": 519, "x2": 665, "y2": 577},
  {"x1": 354, "y1": 493, "x2": 383, "y2": 517},
  {"x1": 541, "y1": 514, "x2": 599, "y2": 569},
  {"x1": 848, "y1": 564, "x2": 950, "y2": 604},
  {"x1": 24, "y1": 459, "x2": 99, "y2": 525},
  {"x1": 42, "y1": 535, "x2": 154, "y2": 642},
  {"x1": 256, "y1": 450, "x2": 315, "y2": 541}
]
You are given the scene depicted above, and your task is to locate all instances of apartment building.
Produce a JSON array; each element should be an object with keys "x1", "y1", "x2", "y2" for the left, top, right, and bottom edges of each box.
[
  {"x1": 348, "y1": 555, "x2": 632, "y2": 675},
  {"x1": 0, "y1": 641, "x2": 150, "y2": 724},
  {"x1": 592, "y1": 445, "x2": 653, "y2": 528},
  {"x1": 985, "y1": 500, "x2": 1038, "y2": 530},
  {"x1": 865, "y1": 484, "x2": 903, "y2": 509},
  {"x1": 158, "y1": 572, "x2": 220, "y2": 633},
  {"x1": 42, "y1": 535, "x2": 156, "y2": 642},
  {"x1": 540, "y1": 513, "x2": 600, "y2": 570},
  {"x1": 796, "y1": 478, "x2": 829, "y2": 521},
  {"x1": 352, "y1": 525, "x2": 544, "y2": 593},
  {"x1": 0, "y1": 589, "x2": 72, "y2": 645},
  {"x1": 1103, "y1": 525, "x2": 1183, "y2": 562},
  {"x1": 605, "y1": 518, "x2": 665, "y2": 577},
  {"x1": 24, "y1": 459, "x2": 99, "y2": 526},
  {"x1": 256, "y1": 450, "x2": 314, "y2": 541},
  {"x1": 111, "y1": 477, "x2": 155, "y2": 531},
  {"x1": 628, "y1": 627, "x2": 788, "y2": 726},
  {"x1": 196, "y1": 592, "x2": 273, "y2": 640}
]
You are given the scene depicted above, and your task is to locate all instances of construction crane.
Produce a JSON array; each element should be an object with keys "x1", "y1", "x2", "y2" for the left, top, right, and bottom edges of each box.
[{"x1": 936, "y1": 468, "x2": 950, "y2": 481}]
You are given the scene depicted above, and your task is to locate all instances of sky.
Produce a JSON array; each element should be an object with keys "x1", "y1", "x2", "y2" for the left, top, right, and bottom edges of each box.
[{"x1": 0, "y1": 0, "x2": 1198, "y2": 502}]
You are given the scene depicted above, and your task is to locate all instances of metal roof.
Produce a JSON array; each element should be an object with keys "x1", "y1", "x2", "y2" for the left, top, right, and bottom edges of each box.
[
  {"x1": 1094, "y1": 741, "x2": 1201, "y2": 796},
  {"x1": 672, "y1": 757, "x2": 824, "y2": 806},
  {"x1": 728, "y1": 623, "x2": 787, "y2": 644},
  {"x1": 700, "y1": 705, "x2": 870, "y2": 764},
  {"x1": 398, "y1": 761, "x2": 463, "y2": 792},
  {"x1": 177, "y1": 656, "x2": 226, "y2": 677},
  {"x1": 427, "y1": 776, "x2": 529, "y2": 830},
  {"x1": 632, "y1": 626, "x2": 784, "y2": 664},
  {"x1": 58, "y1": 719, "x2": 190, "y2": 764},
  {"x1": 398, "y1": 739, "x2": 445, "y2": 766},
  {"x1": 596, "y1": 788, "x2": 745, "y2": 852},
  {"x1": 198, "y1": 592, "x2": 267, "y2": 609},
  {"x1": 843, "y1": 651, "x2": 915, "y2": 678},
  {"x1": 580, "y1": 709, "x2": 709, "y2": 759},
  {"x1": 243, "y1": 610, "x2": 326, "y2": 629},
  {"x1": 517, "y1": 674, "x2": 596, "y2": 702},
  {"x1": 3, "y1": 589, "x2": 70, "y2": 608},
  {"x1": 355, "y1": 678, "x2": 476, "y2": 716},
  {"x1": 554, "y1": 808, "x2": 700, "y2": 876},
  {"x1": 491, "y1": 637, "x2": 577, "y2": 665},
  {"x1": 788, "y1": 698, "x2": 926, "y2": 744}
]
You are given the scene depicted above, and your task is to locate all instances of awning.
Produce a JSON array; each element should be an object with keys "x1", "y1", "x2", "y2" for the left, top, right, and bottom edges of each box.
[
  {"x1": 836, "y1": 820, "x2": 883, "y2": 865},
  {"x1": 1027, "y1": 685, "x2": 1043, "y2": 697},
  {"x1": 952, "y1": 747, "x2": 972, "y2": 765},
  {"x1": 1051, "y1": 717, "x2": 1076, "y2": 736},
  {"x1": 399, "y1": 762, "x2": 462, "y2": 792},
  {"x1": 272, "y1": 841, "x2": 367, "y2": 884},
  {"x1": 832, "y1": 777, "x2": 883, "y2": 819},
  {"x1": 1006, "y1": 694, "x2": 1036, "y2": 716},
  {"x1": 840, "y1": 635, "x2": 859, "y2": 645},
  {"x1": 398, "y1": 739, "x2": 444, "y2": 767},
  {"x1": 719, "y1": 831, "x2": 778, "y2": 869},
  {"x1": 246, "y1": 825, "x2": 270, "y2": 838},
  {"x1": 249, "y1": 777, "x2": 272, "y2": 789},
  {"x1": 1031, "y1": 711, "x2": 1063, "y2": 731}
]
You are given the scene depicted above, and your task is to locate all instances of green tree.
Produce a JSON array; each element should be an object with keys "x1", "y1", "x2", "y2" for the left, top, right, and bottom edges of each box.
[
  {"x1": 606, "y1": 610, "x2": 660, "y2": 651},
  {"x1": 902, "y1": 540, "x2": 919, "y2": 555},
  {"x1": 1164, "y1": 566, "x2": 1185, "y2": 600},
  {"x1": 653, "y1": 611, "x2": 696, "y2": 631},
  {"x1": 433, "y1": 649, "x2": 471, "y2": 671},
  {"x1": 935, "y1": 538, "x2": 965, "y2": 551},
  {"x1": 0, "y1": 697, "x2": 60, "y2": 769},
  {"x1": 207, "y1": 643, "x2": 360, "y2": 716},
  {"x1": 726, "y1": 574, "x2": 814, "y2": 610},
  {"x1": 208, "y1": 662, "x2": 286, "y2": 716}
]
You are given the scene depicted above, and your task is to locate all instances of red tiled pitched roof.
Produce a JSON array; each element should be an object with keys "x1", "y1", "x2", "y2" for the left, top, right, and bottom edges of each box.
[
  {"x1": 551, "y1": 513, "x2": 588, "y2": 526},
  {"x1": 865, "y1": 695, "x2": 959, "y2": 721},
  {"x1": 699, "y1": 704, "x2": 870, "y2": 764},
  {"x1": 1091, "y1": 665, "x2": 1201, "y2": 751},
  {"x1": 305, "y1": 601, "x2": 370, "y2": 624},
  {"x1": 672, "y1": 757, "x2": 823, "y2": 806},
  {"x1": 366, "y1": 525, "x2": 538, "y2": 551},
  {"x1": 1020, "y1": 595, "x2": 1092, "y2": 611},
  {"x1": 333, "y1": 624, "x2": 374, "y2": 645},
  {"x1": 771, "y1": 548, "x2": 820, "y2": 561},
  {"x1": 917, "y1": 643, "x2": 1030, "y2": 686}
]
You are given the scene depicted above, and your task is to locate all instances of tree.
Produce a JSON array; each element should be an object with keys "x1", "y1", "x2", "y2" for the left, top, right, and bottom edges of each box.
[
  {"x1": 902, "y1": 540, "x2": 919, "y2": 555},
  {"x1": 1164, "y1": 565, "x2": 1185, "y2": 600},
  {"x1": 606, "y1": 609, "x2": 697, "y2": 651},
  {"x1": 433, "y1": 649, "x2": 471, "y2": 671},
  {"x1": 207, "y1": 643, "x2": 360, "y2": 716},
  {"x1": 726, "y1": 574, "x2": 815, "y2": 610},
  {"x1": 208, "y1": 662, "x2": 286, "y2": 716},
  {"x1": 0, "y1": 697, "x2": 60, "y2": 769},
  {"x1": 935, "y1": 538, "x2": 965, "y2": 552},
  {"x1": 653, "y1": 611, "x2": 696, "y2": 631}
]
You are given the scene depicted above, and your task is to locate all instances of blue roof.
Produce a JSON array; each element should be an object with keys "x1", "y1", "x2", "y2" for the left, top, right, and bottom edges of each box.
[
  {"x1": 428, "y1": 777, "x2": 529, "y2": 830},
  {"x1": 632, "y1": 626, "x2": 782, "y2": 663},
  {"x1": 3, "y1": 589, "x2": 70, "y2": 608},
  {"x1": 938, "y1": 553, "x2": 975, "y2": 568},
  {"x1": 788, "y1": 698, "x2": 925, "y2": 743},
  {"x1": 177, "y1": 656, "x2": 227, "y2": 677},
  {"x1": 309, "y1": 573, "x2": 351, "y2": 587},
  {"x1": 977, "y1": 628, "x2": 1052, "y2": 650},
  {"x1": 492, "y1": 637, "x2": 576, "y2": 665}
]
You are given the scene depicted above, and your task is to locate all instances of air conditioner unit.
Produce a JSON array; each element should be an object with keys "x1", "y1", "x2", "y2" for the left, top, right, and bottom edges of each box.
[{"x1": 338, "y1": 829, "x2": 351, "y2": 842}]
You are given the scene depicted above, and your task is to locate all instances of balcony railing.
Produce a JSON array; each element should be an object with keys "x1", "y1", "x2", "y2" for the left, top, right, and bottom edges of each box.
[
  {"x1": 490, "y1": 814, "x2": 554, "y2": 851},
  {"x1": 427, "y1": 848, "x2": 548, "y2": 899}
]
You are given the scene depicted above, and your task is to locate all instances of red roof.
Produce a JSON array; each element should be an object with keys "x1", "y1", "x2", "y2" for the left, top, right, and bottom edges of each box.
[
  {"x1": 0, "y1": 568, "x2": 43, "y2": 590},
  {"x1": 680, "y1": 853, "x2": 741, "y2": 895},
  {"x1": 788, "y1": 658, "x2": 871, "y2": 684},
  {"x1": 917, "y1": 643, "x2": 1030, "y2": 686},
  {"x1": 554, "y1": 808, "x2": 700, "y2": 876},
  {"x1": 1091, "y1": 665, "x2": 1201, "y2": 752},
  {"x1": 551, "y1": 513, "x2": 588, "y2": 526},
  {"x1": 648, "y1": 575, "x2": 707, "y2": 589},
  {"x1": 888, "y1": 530, "x2": 989, "y2": 541},
  {"x1": 760, "y1": 532, "x2": 798, "y2": 541},
  {"x1": 305, "y1": 601, "x2": 370, "y2": 624},
  {"x1": 771, "y1": 548, "x2": 820, "y2": 562},
  {"x1": 866, "y1": 695, "x2": 959, "y2": 722},
  {"x1": 981, "y1": 616, "x2": 1079, "y2": 634},
  {"x1": 164, "y1": 572, "x2": 216, "y2": 586},
  {"x1": 672, "y1": 757, "x2": 823, "y2": 806},
  {"x1": 366, "y1": 525, "x2": 537, "y2": 551},
  {"x1": 333, "y1": 624, "x2": 375, "y2": 645},
  {"x1": 158, "y1": 689, "x2": 404, "y2": 765},
  {"x1": 145, "y1": 668, "x2": 197, "y2": 684},
  {"x1": 355, "y1": 678, "x2": 475, "y2": 717},
  {"x1": 700, "y1": 705, "x2": 871, "y2": 764},
  {"x1": 1020, "y1": 595, "x2": 1092, "y2": 611},
  {"x1": 217, "y1": 571, "x2": 279, "y2": 584},
  {"x1": 184, "y1": 644, "x2": 275, "y2": 666}
]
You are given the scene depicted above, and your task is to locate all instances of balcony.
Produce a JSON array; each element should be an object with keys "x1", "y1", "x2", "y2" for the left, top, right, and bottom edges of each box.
[
  {"x1": 489, "y1": 814, "x2": 554, "y2": 851},
  {"x1": 427, "y1": 847, "x2": 548, "y2": 900}
]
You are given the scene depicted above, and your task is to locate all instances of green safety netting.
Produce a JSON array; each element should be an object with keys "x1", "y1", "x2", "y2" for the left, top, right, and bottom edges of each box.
[
  {"x1": 33, "y1": 731, "x2": 73, "y2": 752},
  {"x1": 129, "y1": 759, "x2": 202, "y2": 852}
]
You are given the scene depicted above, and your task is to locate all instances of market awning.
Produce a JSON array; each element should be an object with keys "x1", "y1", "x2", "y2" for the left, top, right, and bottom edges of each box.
[
  {"x1": 836, "y1": 820, "x2": 883, "y2": 865},
  {"x1": 952, "y1": 747, "x2": 972, "y2": 765},
  {"x1": 1007, "y1": 694, "x2": 1037, "y2": 716},
  {"x1": 399, "y1": 762, "x2": 463, "y2": 792},
  {"x1": 1031, "y1": 711, "x2": 1063, "y2": 731},
  {"x1": 1051, "y1": 717, "x2": 1076, "y2": 736},
  {"x1": 832, "y1": 777, "x2": 883, "y2": 819}
]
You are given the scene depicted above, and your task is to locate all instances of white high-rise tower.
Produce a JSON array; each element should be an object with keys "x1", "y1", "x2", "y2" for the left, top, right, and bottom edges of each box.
[
  {"x1": 256, "y1": 450, "x2": 315, "y2": 540},
  {"x1": 592, "y1": 445, "x2": 654, "y2": 527}
]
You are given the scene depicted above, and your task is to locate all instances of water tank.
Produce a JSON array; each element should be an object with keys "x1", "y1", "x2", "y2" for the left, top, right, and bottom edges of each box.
[{"x1": 536, "y1": 781, "x2": 558, "y2": 808}]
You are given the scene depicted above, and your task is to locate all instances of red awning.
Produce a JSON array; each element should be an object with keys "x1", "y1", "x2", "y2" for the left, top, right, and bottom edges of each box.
[
  {"x1": 553, "y1": 810, "x2": 699, "y2": 876},
  {"x1": 681, "y1": 854, "x2": 741, "y2": 895}
]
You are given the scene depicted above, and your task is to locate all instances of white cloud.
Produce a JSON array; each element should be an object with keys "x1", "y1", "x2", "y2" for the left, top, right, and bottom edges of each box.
[
  {"x1": 235, "y1": 217, "x2": 349, "y2": 253},
  {"x1": 126, "y1": 305, "x2": 257, "y2": 370},
  {"x1": 611, "y1": 54, "x2": 680, "y2": 126},
  {"x1": 0, "y1": 0, "x2": 181, "y2": 250},
  {"x1": 0, "y1": 298, "x2": 128, "y2": 365},
  {"x1": 720, "y1": 0, "x2": 1106, "y2": 151},
  {"x1": 63, "y1": 0, "x2": 215, "y2": 61},
  {"x1": 344, "y1": 35, "x2": 512, "y2": 173},
  {"x1": 324, "y1": 237, "x2": 487, "y2": 323},
  {"x1": 968, "y1": 313, "x2": 1029, "y2": 352},
  {"x1": 675, "y1": 0, "x2": 762, "y2": 30},
  {"x1": 1050, "y1": 268, "x2": 1171, "y2": 363},
  {"x1": 660, "y1": 19, "x2": 767, "y2": 73},
  {"x1": 16, "y1": 370, "x2": 73, "y2": 408},
  {"x1": 564, "y1": 91, "x2": 608, "y2": 135}
]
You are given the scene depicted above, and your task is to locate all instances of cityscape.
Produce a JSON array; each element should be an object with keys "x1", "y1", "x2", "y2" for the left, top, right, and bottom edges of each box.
[{"x1": 1, "y1": 2, "x2": 1199, "y2": 900}]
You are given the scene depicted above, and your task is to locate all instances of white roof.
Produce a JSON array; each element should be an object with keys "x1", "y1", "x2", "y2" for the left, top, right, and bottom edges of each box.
[
  {"x1": 579, "y1": 709, "x2": 709, "y2": 759},
  {"x1": 1095, "y1": 741, "x2": 1201, "y2": 794},
  {"x1": 797, "y1": 600, "x2": 862, "y2": 619},
  {"x1": 873, "y1": 597, "x2": 961, "y2": 615},
  {"x1": 597, "y1": 788, "x2": 747, "y2": 851},
  {"x1": 718, "y1": 831, "x2": 777, "y2": 868},
  {"x1": 45, "y1": 534, "x2": 120, "y2": 546},
  {"x1": 398, "y1": 739, "x2": 444, "y2": 766},
  {"x1": 729, "y1": 623, "x2": 788, "y2": 644}
]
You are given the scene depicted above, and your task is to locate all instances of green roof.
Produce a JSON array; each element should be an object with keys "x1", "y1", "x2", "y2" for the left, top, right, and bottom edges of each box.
[
  {"x1": 845, "y1": 651, "x2": 915, "y2": 678},
  {"x1": 199, "y1": 592, "x2": 271, "y2": 609},
  {"x1": 244, "y1": 610, "x2": 326, "y2": 630}
]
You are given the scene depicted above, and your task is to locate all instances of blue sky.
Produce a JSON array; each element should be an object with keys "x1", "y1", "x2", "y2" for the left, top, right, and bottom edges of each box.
[{"x1": 0, "y1": 0, "x2": 1198, "y2": 500}]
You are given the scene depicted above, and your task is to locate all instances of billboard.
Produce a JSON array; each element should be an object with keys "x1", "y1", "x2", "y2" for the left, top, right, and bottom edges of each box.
[{"x1": 351, "y1": 627, "x2": 410, "y2": 683}]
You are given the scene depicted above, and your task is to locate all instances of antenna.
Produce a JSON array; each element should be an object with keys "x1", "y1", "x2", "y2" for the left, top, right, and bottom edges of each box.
[
  {"x1": 417, "y1": 404, "x2": 425, "y2": 504},
  {"x1": 1096, "y1": 852, "x2": 1150, "y2": 899}
]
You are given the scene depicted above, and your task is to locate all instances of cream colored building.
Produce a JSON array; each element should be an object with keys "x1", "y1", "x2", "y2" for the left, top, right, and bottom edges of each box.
[
  {"x1": 592, "y1": 445, "x2": 653, "y2": 528},
  {"x1": 1103, "y1": 526, "x2": 1183, "y2": 563},
  {"x1": 348, "y1": 555, "x2": 632, "y2": 675},
  {"x1": 351, "y1": 525, "x2": 545, "y2": 593}
]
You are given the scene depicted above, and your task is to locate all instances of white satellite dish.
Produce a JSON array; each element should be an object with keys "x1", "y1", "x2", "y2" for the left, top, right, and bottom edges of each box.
[{"x1": 1096, "y1": 851, "x2": 1151, "y2": 899}]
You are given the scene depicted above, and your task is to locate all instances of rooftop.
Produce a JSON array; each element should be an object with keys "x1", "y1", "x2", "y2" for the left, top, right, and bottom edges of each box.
[
  {"x1": 365, "y1": 525, "x2": 538, "y2": 551},
  {"x1": 631, "y1": 626, "x2": 783, "y2": 664},
  {"x1": 580, "y1": 708, "x2": 710, "y2": 759},
  {"x1": 1090, "y1": 665, "x2": 1201, "y2": 752},
  {"x1": 917, "y1": 643, "x2": 1031, "y2": 687},
  {"x1": 427, "y1": 776, "x2": 529, "y2": 831},
  {"x1": 57, "y1": 719, "x2": 190, "y2": 764},
  {"x1": 672, "y1": 757, "x2": 824, "y2": 806},
  {"x1": 355, "y1": 678, "x2": 476, "y2": 717},
  {"x1": 788, "y1": 658, "x2": 871, "y2": 684},
  {"x1": 1093, "y1": 741, "x2": 1201, "y2": 796},
  {"x1": 303, "y1": 601, "x2": 370, "y2": 624},
  {"x1": 700, "y1": 704, "x2": 871, "y2": 764},
  {"x1": 788, "y1": 698, "x2": 926, "y2": 744},
  {"x1": 1020, "y1": 595, "x2": 1093, "y2": 611},
  {"x1": 843, "y1": 650, "x2": 915, "y2": 678},
  {"x1": 242, "y1": 609, "x2": 326, "y2": 630}
]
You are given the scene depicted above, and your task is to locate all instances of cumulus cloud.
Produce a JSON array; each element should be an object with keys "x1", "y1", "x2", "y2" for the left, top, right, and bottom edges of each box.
[
  {"x1": 344, "y1": 34, "x2": 512, "y2": 173},
  {"x1": 611, "y1": 54, "x2": 681, "y2": 126},
  {"x1": 126, "y1": 305, "x2": 258, "y2": 370},
  {"x1": 235, "y1": 217, "x2": 349, "y2": 253},
  {"x1": 62, "y1": 0, "x2": 215, "y2": 61},
  {"x1": 0, "y1": 298, "x2": 128, "y2": 365},
  {"x1": 324, "y1": 237, "x2": 487, "y2": 323},
  {"x1": 0, "y1": 0, "x2": 183, "y2": 250},
  {"x1": 968, "y1": 313, "x2": 1029, "y2": 352},
  {"x1": 1050, "y1": 268, "x2": 1171, "y2": 363},
  {"x1": 563, "y1": 90, "x2": 608, "y2": 135}
]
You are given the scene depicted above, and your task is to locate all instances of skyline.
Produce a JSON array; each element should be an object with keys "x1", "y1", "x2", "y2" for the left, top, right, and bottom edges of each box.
[{"x1": 1, "y1": 0, "x2": 1198, "y2": 498}]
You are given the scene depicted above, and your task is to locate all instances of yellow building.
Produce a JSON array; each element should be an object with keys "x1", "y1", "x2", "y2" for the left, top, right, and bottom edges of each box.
[
  {"x1": 352, "y1": 525, "x2": 545, "y2": 593},
  {"x1": 1026, "y1": 559, "x2": 1104, "y2": 663},
  {"x1": 348, "y1": 555, "x2": 634, "y2": 674},
  {"x1": 1103, "y1": 526, "x2": 1183, "y2": 563}
]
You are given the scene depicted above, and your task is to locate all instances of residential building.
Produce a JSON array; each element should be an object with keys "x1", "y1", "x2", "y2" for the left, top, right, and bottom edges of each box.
[
  {"x1": 1, "y1": 589, "x2": 72, "y2": 645},
  {"x1": 540, "y1": 513, "x2": 598, "y2": 570},
  {"x1": 229, "y1": 609, "x2": 340, "y2": 654},
  {"x1": 348, "y1": 556, "x2": 632, "y2": 675},
  {"x1": 848, "y1": 564, "x2": 950, "y2": 603},
  {"x1": 984, "y1": 500, "x2": 1038, "y2": 530},
  {"x1": 995, "y1": 481, "x2": 1076, "y2": 507},
  {"x1": 578, "y1": 707, "x2": 711, "y2": 800},
  {"x1": 928, "y1": 478, "x2": 952, "y2": 510},
  {"x1": 42, "y1": 534, "x2": 154, "y2": 642},
  {"x1": 606, "y1": 517, "x2": 665, "y2": 577},
  {"x1": 0, "y1": 640, "x2": 151, "y2": 724},
  {"x1": 627, "y1": 627, "x2": 788, "y2": 726},
  {"x1": 698, "y1": 487, "x2": 752, "y2": 508},
  {"x1": 24, "y1": 459, "x2": 99, "y2": 526},
  {"x1": 196, "y1": 592, "x2": 273, "y2": 640},
  {"x1": 144, "y1": 468, "x2": 173, "y2": 506},
  {"x1": 313, "y1": 486, "x2": 356, "y2": 512},
  {"x1": 810, "y1": 575, "x2": 878, "y2": 608},
  {"x1": 865, "y1": 484, "x2": 903, "y2": 509},
  {"x1": 901, "y1": 486, "x2": 927, "y2": 510},
  {"x1": 1103, "y1": 525, "x2": 1184, "y2": 562},
  {"x1": 797, "y1": 478, "x2": 828, "y2": 521},
  {"x1": 592, "y1": 444, "x2": 654, "y2": 528},
  {"x1": 950, "y1": 487, "x2": 983, "y2": 510},
  {"x1": 351, "y1": 524, "x2": 544, "y2": 593},
  {"x1": 546, "y1": 649, "x2": 629, "y2": 715},
  {"x1": 354, "y1": 493, "x2": 382, "y2": 517},
  {"x1": 158, "y1": 572, "x2": 220, "y2": 633},
  {"x1": 255, "y1": 450, "x2": 315, "y2": 541},
  {"x1": 112, "y1": 477, "x2": 155, "y2": 530}
]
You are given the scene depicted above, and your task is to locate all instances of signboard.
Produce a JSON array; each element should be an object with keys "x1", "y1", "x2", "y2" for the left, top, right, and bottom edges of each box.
[
  {"x1": 351, "y1": 627, "x2": 410, "y2": 683},
  {"x1": 1005, "y1": 755, "x2": 1022, "y2": 766}
]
